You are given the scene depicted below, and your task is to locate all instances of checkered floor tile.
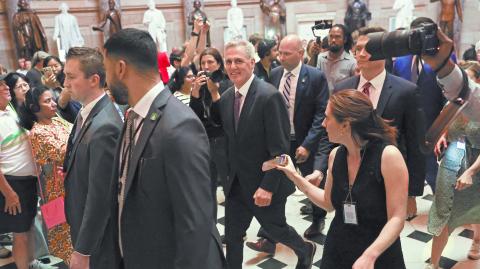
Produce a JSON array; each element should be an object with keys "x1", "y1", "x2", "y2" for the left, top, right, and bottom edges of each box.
[{"x1": 2, "y1": 186, "x2": 480, "y2": 268}]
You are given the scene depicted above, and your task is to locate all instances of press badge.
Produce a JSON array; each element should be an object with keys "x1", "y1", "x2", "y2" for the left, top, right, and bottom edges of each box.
[
  {"x1": 343, "y1": 185, "x2": 358, "y2": 225},
  {"x1": 343, "y1": 202, "x2": 358, "y2": 225}
]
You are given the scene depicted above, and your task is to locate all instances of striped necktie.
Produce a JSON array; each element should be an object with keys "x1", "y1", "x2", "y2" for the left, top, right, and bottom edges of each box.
[{"x1": 282, "y1": 71, "x2": 293, "y2": 108}]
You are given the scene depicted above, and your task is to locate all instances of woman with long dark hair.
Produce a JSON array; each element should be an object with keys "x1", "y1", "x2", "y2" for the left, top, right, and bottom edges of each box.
[
  {"x1": 18, "y1": 85, "x2": 73, "y2": 264},
  {"x1": 190, "y1": 47, "x2": 232, "y2": 220},
  {"x1": 275, "y1": 90, "x2": 408, "y2": 269}
]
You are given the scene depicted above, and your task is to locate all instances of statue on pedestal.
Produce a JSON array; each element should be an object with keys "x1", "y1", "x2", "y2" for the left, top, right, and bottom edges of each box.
[
  {"x1": 225, "y1": 0, "x2": 245, "y2": 43},
  {"x1": 12, "y1": 0, "x2": 49, "y2": 59},
  {"x1": 187, "y1": 0, "x2": 210, "y2": 46},
  {"x1": 143, "y1": 0, "x2": 167, "y2": 52},
  {"x1": 344, "y1": 0, "x2": 371, "y2": 32},
  {"x1": 92, "y1": 0, "x2": 122, "y2": 40},
  {"x1": 260, "y1": 0, "x2": 286, "y2": 40},
  {"x1": 54, "y1": 3, "x2": 84, "y2": 60},
  {"x1": 393, "y1": 0, "x2": 414, "y2": 29},
  {"x1": 439, "y1": 0, "x2": 462, "y2": 39}
]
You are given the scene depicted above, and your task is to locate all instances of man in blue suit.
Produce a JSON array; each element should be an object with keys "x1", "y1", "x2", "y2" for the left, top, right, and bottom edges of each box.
[
  {"x1": 393, "y1": 17, "x2": 456, "y2": 198},
  {"x1": 246, "y1": 34, "x2": 331, "y2": 254}
]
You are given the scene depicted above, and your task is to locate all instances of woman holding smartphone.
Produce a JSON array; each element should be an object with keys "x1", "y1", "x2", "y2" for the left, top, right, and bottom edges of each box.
[{"x1": 275, "y1": 91, "x2": 408, "y2": 269}]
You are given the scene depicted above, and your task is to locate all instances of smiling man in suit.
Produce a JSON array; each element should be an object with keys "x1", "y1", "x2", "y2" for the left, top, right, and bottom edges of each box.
[
  {"x1": 246, "y1": 34, "x2": 331, "y2": 254},
  {"x1": 334, "y1": 27, "x2": 426, "y2": 216},
  {"x1": 103, "y1": 28, "x2": 224, "y2": 269},
  {"x1": 209, "y1": 39, "x2": 316, "y2": 269},
  {"x1": 63, "y1": 47, "x2": 123, "y2": 269}
]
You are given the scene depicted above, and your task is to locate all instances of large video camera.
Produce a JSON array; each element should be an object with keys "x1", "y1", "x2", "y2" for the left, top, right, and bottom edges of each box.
[{"x1": 365, "y1": 23, "x2": 439, "y2": 61}]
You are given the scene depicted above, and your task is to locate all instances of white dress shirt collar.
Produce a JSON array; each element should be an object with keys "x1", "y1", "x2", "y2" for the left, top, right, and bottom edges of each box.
[
  {"x1": 235, "y1": 74, "x2": 255, "y2": 97},
  {"x1": 132, "y1": 82, "x2": 165, "y2": 119},
  {"x1": 284, "y1": 61, "x2": 302, "y2": 78},
  {"x1": 359, "y1": 69, "x2": 386, "y2": 91},
  {"x1": 80, "y1": 93, "x2": 106, "y2": 124}
]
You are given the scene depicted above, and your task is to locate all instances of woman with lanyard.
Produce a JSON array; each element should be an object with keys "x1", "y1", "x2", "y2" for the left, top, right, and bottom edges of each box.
[{"x1": 273, "y1": 90, "x2": 408, "y2": 268}]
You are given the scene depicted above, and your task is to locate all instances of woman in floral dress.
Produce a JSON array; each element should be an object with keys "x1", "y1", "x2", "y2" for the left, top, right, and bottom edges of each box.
[{"x1": 18, "y1": 85, "x2": 73, "y2": 263}]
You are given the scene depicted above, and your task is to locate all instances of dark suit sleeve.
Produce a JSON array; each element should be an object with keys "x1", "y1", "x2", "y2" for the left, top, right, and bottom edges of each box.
[
  {"x1": 260, "y1": 91, "x2": 290, "y2": 193},
  {"x1": 163, "y1": 116, "x2": 218, "y2": 269},
  {"x1": 74, "y1": 122, "x2": 120, "y2": 255},
  {"x1": 302, "y1": 72, "x2": 331, "y2": 175},
  {"x1": 301, "y1": 72, "x2": 329, "y2": 144},
  {"x1": 404, "y1": 86, "x2": 426, "y2": 196}
]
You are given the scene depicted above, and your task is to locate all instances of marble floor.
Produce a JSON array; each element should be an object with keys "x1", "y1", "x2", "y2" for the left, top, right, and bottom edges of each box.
[{"x1": 1, "y1": 186, "x2": 480, "y2": 269}]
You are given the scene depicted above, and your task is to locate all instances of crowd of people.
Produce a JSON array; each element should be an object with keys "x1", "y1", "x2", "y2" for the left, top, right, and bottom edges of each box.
[{"x1": 0, "y1": 13, "x2": 479, "y2": 269}]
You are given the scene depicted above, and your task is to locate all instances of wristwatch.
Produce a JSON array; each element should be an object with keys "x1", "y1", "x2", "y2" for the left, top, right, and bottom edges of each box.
[{"x1": 191, "y1": 32, "x2": 200, "y2": 37}]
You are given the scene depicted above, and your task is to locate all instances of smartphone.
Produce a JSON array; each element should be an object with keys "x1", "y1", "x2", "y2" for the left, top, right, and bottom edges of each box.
[
  {"x1": 42, "y1": 66, "x2": 53, "y2": 77},
  {"x1": 275, "y1": 154, "x2": 288, "y2": 166}
]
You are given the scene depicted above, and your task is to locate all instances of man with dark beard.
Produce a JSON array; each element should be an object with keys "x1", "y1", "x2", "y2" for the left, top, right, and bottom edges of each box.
[
  {"x1": 103, "y1": 28, "x2": 225, "y2": 269},
  {"x1": 63, "y1": 47, "x2": 122, "y2": 269},
  {"x1": 316, "y1": 24, "x2": 356, "y2": 93}
]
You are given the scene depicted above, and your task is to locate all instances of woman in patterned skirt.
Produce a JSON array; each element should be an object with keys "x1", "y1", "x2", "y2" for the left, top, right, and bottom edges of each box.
[{"x1": 18, "y1": 84, "x2": 73, "y2": 264}]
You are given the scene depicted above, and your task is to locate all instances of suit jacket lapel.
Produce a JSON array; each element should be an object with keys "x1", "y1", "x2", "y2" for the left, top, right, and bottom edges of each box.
[
  {"x1": 65, "y1": 95, "x2": 110, "y2": 176},
  {"x1": 272, "y1": 68, "x2": 283, "y2": 89},
  {"x1": 224, "y1": 90, "x2": 235, "y2": 135},
  {"x1": 376, "y1": 74, "x2": 394, "y2": 116},
  {"x1": 236, "y1": 78, "x2": 258, "y2": 138},
  {"x1": 124, "y1": 89, "x2": 170, "y2": 197},
  {"x1": 294, "y1": 65, "x2": 308, "y2": 114}
]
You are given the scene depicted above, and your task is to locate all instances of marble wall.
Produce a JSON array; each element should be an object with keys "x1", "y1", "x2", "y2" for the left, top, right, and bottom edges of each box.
[{"x1": 1, "y1": 0, "x2": 479, "y2": 70}]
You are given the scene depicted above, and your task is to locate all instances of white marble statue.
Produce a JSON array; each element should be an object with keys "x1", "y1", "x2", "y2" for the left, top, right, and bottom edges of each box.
[
  {"x1": 53, "y1": 3, "x2": 84, "y2": 60},
  {"x1": 224, "y1": 0, "x2": 245, "y2": 43},
  {"x1": 143, "y1": 0, "x2": 167, "y2": 52},
  {"x1": 393, "y1": 0, "x2": 414, "y2": 29}
]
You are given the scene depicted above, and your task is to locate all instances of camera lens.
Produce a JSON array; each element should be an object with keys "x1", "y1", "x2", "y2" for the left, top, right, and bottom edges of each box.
[{"x1": 366, "y1": 31, "x2": 413, "y2": 61}]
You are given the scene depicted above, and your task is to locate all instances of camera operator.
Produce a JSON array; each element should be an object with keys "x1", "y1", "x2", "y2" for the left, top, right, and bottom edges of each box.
[
  {"x1": 422, "y1": 28, "x2": 480, "y2": 123},
  {"x1": 393, "y1": 17, "x2": 457, "y2": 194},
  {"x1": 190, "y1": 48, "x2": 233, "y2": 221},
  {"x1": 316, "y1": 24, "x2": 356, "y2": 93}
]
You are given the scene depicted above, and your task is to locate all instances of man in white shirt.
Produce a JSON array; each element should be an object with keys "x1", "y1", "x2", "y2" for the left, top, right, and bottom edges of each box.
[
  {"x1": 209, "y1": 39, "x2": 316, "y2": 269},
  {"x1": 63, "y1": 47, "x2": 123, "y2": 269},
  {"x1": 103, "y1": 28, "x2": 224, "y2": 269}
]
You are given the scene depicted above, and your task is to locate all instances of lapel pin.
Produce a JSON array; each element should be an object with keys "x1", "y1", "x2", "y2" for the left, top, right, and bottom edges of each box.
[
  {"x1": 302, "y1": 78, "x2": 306, "y2": 83},
  {"x1": 150, "y1": 112, "x2": 159, "y2": 121}
]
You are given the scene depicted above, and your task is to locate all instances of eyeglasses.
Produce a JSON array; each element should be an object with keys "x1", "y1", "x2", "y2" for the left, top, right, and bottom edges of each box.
[{"x1": 15, "y1": 83, "x2": 29, "y2": 90}]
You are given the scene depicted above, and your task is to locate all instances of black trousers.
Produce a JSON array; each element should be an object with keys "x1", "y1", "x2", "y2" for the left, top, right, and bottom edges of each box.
[
  {"x1": 225, "y1": 179, "x2": 307, "y2": 269},
  {"x1": 257, "y1": 139, "x2": 326, "y2": 241},
  {"x1": 210, "y1": 136, "x2": 229, "y2": 221}
]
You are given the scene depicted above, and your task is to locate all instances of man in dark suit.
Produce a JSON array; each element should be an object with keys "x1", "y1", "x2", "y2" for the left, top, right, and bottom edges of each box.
[
  {"x1": 334, "y1": 27, "x2": 426, "y2": 214},
  {"x1": 393, "y1": 17, "x2": 455, "y2": 197},
  {"x1": 247, "y1": 35, "x2": 331, "y2": 254},
  {"x1": 63, "y1": 47, "x2": 123, "y2": 269},
  {"x1": 103, "y1": 28, "x2": 224, "y2": 269},
  {"x1": 209, "y1": 39, "x2": 316, "y2": 269}
]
